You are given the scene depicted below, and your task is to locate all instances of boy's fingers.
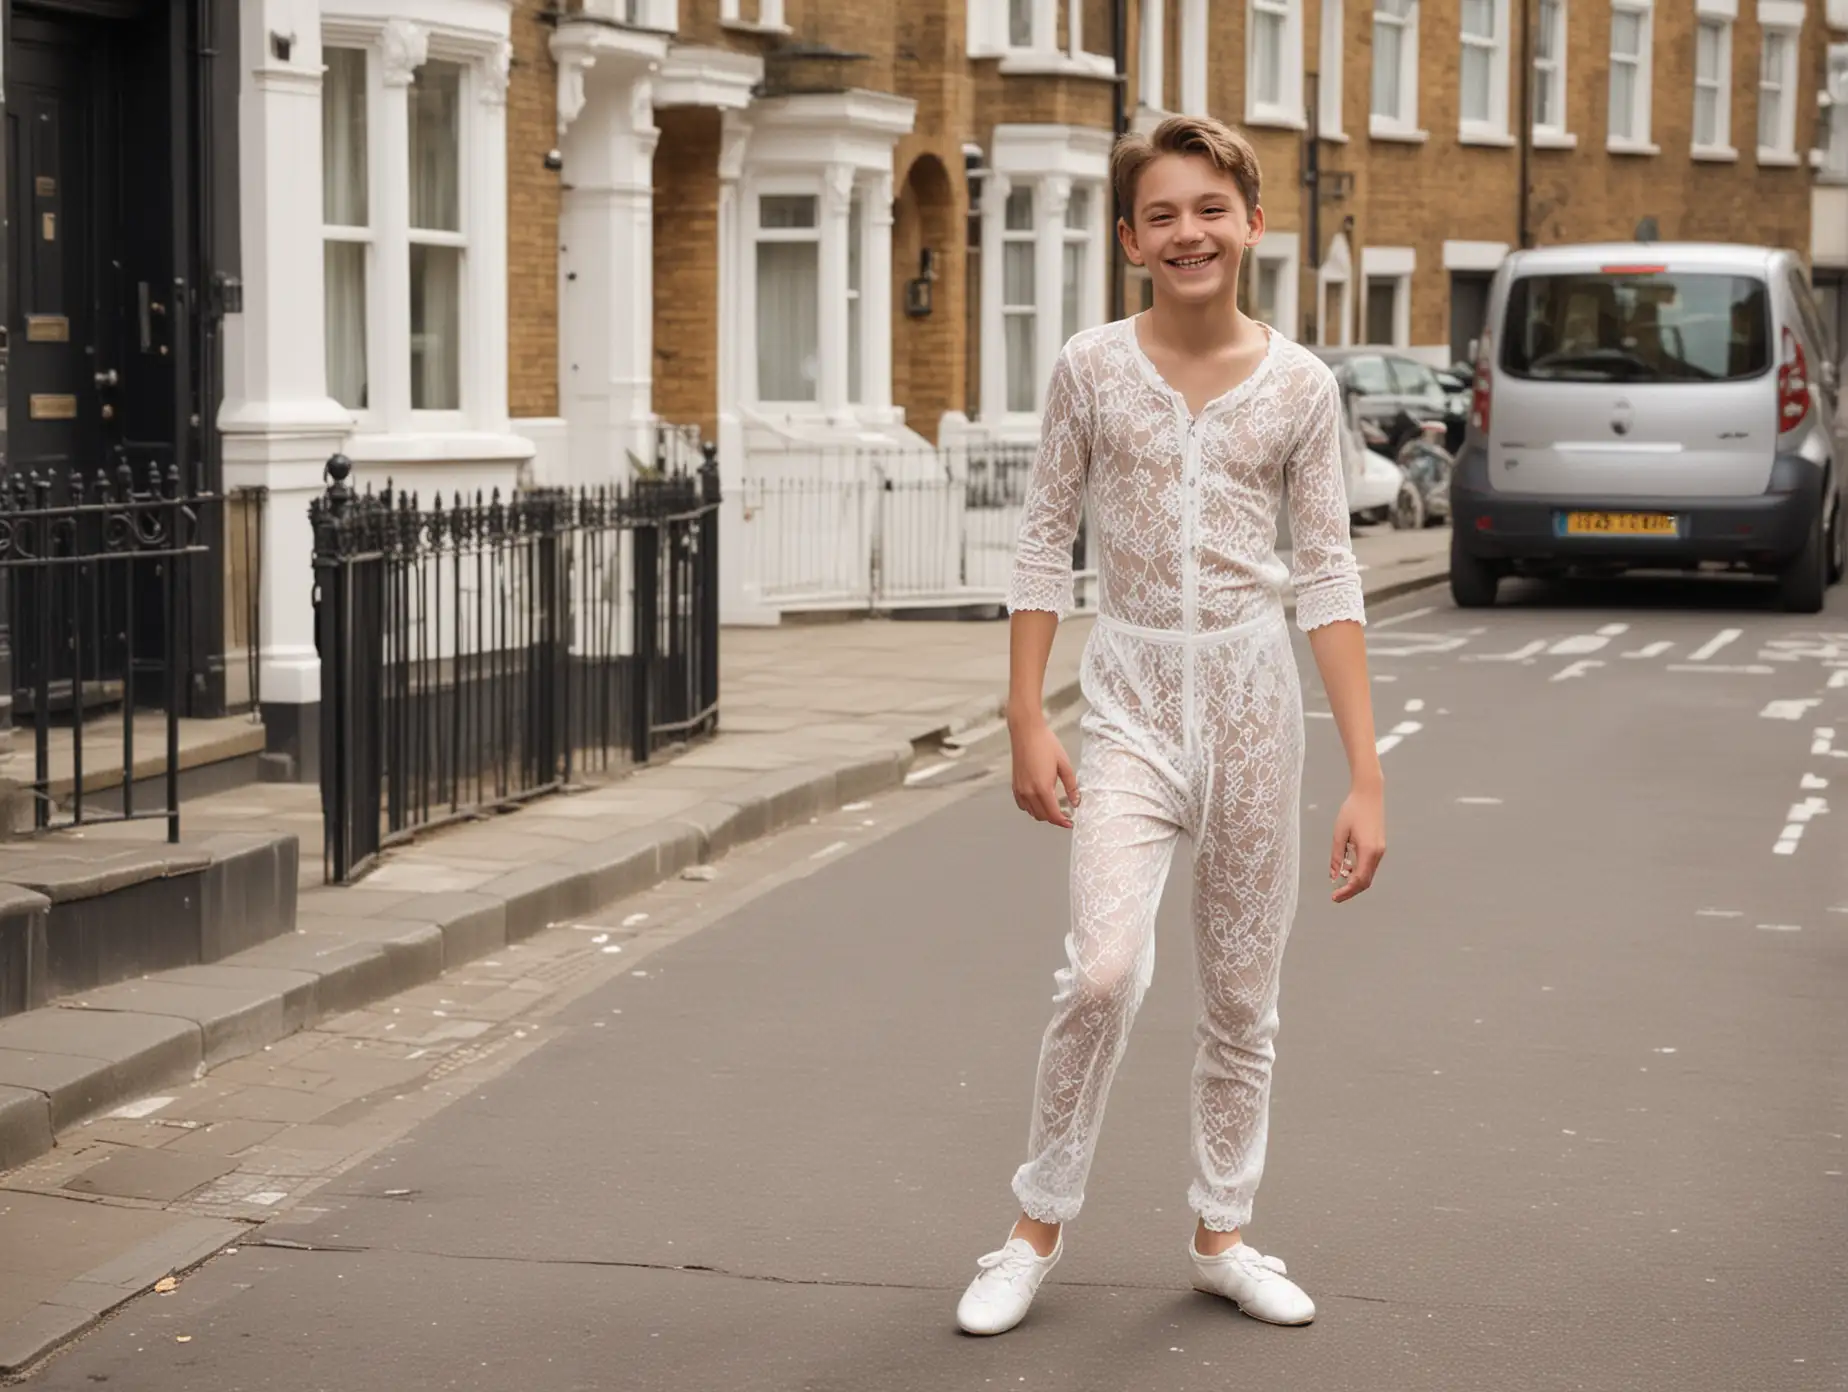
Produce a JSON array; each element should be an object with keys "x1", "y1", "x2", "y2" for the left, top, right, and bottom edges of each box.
[{"x1": 1058, "y1": 758, "x2": 1081, "y2": 811}]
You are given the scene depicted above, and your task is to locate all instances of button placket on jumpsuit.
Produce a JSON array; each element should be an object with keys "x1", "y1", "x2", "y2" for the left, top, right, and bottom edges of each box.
[{"x1": 1004, "y1": 318, "x2": 1367, "y2": 1235}]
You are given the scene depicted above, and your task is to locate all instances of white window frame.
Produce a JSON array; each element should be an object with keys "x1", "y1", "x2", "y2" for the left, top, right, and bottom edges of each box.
[
  {"x1": 1140, "y1": 0, "x2": 1166, "y2": 112},
  {"x1": 980, "y1": 125, "x2": 1112, "y2": 427},
  {"x1": 1060, "y1": 186, "x2": 1098, "y2": 346},
  {"x1": 1318, "y1": 0, "x2": 1345, "y2": 138},
  {"x1": 322, "y1": 44, "x2": 374, "y2": 418},
  {"x1": 1607, "y1": 0, "x2": 1657, "y2": 155},
  {"x1": 1692, "y1": 1, "x2": 1736, "y2": 161},
  {"x1": 1001, "y1": 185, "x2": 1039, "y2": 415},
  {"x1": 750, "y1": 183, "x2": 824, "y2": 408},
  {"x1": 1247, "y1": 231, "x2": 1301, "y2": 339},
  {"x1": 734, "y1": 91, "x2": 912, "y2": 425},
  {"x1": 319, "y1": 15, "x2": 512, "y2": 455},
  {"x1": 614, "y1": 0, "x2": 677, "y2": 27},
  {"x1": 1180, "y1": 0, "x2": 1210, "y2": 116},
  {"x1": 970, "y1": 0, "x2": 1114, "y2": 76},
  {"x1": 1246, "y1": 0, "x2": 1305, "y2": 130},
  {"x1": 720, "y1": 0, "x2": 788, "y2": 33},
  {"x1": 1369, "y1": 0, "x2": 1425, "y2": 142},
  {"x1": 1531, "y1": 0, "x2": 1573, "y2": 146},
  {"x1": 1359, "y1": 245, "x2": 1415, "y2": 348},
  {"x1": 1458, "y1": 0, "x2": 1512, "y2": 145},
  {"x1": 1756, "y1": 1, "x2": 1805, "y2": 166},
  {"x1": 1318, "y1": 232, "x2": 1354, "y2": 347}
]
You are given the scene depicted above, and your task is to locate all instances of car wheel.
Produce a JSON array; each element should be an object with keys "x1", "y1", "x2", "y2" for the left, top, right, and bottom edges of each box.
[
  {"x1": 1449, "y1": 528, "x2": 1500, "y2": 608},
  {"x1": 1778, "y1": 506, "x2": 1828, "y2": 613},
  {"x1": 1390, "y1": 481, "x2": 1424, "y2": 531}
]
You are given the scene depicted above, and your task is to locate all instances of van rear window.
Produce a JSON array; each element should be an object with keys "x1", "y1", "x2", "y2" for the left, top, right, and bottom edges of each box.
[{"x1": 1501, "y1": 272, "x2": 1771, "y2": 383}]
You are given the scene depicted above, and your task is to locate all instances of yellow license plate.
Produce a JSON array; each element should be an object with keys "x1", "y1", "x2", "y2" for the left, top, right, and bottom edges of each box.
[{"x1": 1563, "y1": 511, "x2": 1679, "y2": 537}]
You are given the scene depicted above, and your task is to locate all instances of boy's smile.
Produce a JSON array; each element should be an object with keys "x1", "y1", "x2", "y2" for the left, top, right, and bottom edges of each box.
[{"x1": 1118, "y1": 152, "x2": 1263, "y2": 308}]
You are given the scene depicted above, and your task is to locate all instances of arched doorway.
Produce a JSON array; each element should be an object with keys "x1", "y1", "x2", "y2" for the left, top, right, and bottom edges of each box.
[
  {"x1": 890, "y1": 153, "x2": 961, "y2": 442},
  {"x1": 1318, "y1": 232, "x2": 1353, "y2": 347}
]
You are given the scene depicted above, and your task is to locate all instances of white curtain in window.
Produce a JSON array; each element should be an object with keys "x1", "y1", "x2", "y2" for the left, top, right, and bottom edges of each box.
[
  {"x1": 1609, "y1": 11, "x2": 1642, "y2": 141},
  {"x1": 410, "y1": 62, "x2": 461, "y2": 232},
  {"x1": 411, "y1": 245, "x2": 461, "y2": 410},
  {"x1": 1758, "y1": 33, "x2": 1787, "y2": 152},
  {"x1": 325, "y1": 243, "x2": 368, "y2": 410},
  {"x1": 323, "y1": 49, "x2": 368, "y2": 226},
  {"x1": 1533, "y1": 0, "x2": 1562, "y2": 128},
  {"x1": 1372, "y1": 8, "x2": 1406, "y2": 118},
  {"x1": 1694, "y1": 21, "x2": 1724, "y2": 147},
  {"x1": 1253, "y1": 2, "x2": 1286, "y2": 107},
  {"x1": 757, "y1": 242, "x2": 820, "y2": 401}
]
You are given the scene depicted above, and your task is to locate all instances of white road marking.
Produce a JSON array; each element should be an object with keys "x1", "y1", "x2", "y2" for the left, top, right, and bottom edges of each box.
[
  {"x1": 1756, "y1": 923, "x2": 1803, "y2": 932},
  {"x1": 1830, "y1": 669, "x2": 1848, "y2": 690},
  {"x1": 811, "y1": 841, "x2": 849, "y2": 860},
  {"x1": 1666, "y1": 664, "x2": 1774, "y2": 675},
  {"x1": 1696, "y1": 909, "x2": 1744, "y2": 918},
  {"x1": 1801, "y1": 773, "x2": 1830, "y2": 790},
  {"x1": 1372, "y1": 606, "x2": 1437, "y2": 629},
  {"x1": 1465, "y1": 640, "x2": 1548, "y2": 663},
  {"x1": 1457, "y1": 797, "x2": 1503, "y2": 805},
  {"x1": 904, "y1": 764, "x2": 957, "y2": 786},
  {"x1": 842, "y1": 801, "x2": 873, "y2": 811},
  {"x1": 1405, "y1": 699, "x2": 1426, "y2": 712},
  {"x1": 1762, "y1": 699, "x2": 1822, "y2": 721},
  {"x1": 1375, "y1": 720, "x2": 1423, "y2": 755},
  {"x1": 1688, "y1": 628, "x2": 1743, "y2": 662},
  {"x1": 1306, "y1": 710, "x2": 1334, "y2": 719},
  {"x1": 1813, "y1": 728, "x2": 1847, "y2": 759},
  {"x1": 1773, "y1": 796, "x2": 1829, "y2": 854},
  {"x1": 622, "y1": 912, "x2": 649, "y2": 927},
  {"x1": 1550, "y1": 625, "x2": 1627, "y2": 655},
  {"x1": 1370, "y1": 634, "x2": 1473, "y2": 658},
  {"x1": 1551, "y1": 660, "x2": 1604, "y2": 682},
  {"x1": 1623, "y1": 641, "x2": 1674, "y2": 659}
]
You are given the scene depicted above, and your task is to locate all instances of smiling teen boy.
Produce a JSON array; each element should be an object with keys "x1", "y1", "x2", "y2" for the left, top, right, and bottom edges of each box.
[{"x1": 954, "y1": 116, "x2": 1386, "y2": 1336}]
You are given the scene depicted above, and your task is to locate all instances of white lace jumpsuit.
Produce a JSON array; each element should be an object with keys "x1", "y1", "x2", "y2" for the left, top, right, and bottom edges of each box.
[{"x1": 1005, "y1": 317, "x2": 1367, "y2": 1234}]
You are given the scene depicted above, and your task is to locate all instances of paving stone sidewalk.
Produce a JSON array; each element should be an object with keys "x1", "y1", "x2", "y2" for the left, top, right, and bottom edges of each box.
[{"x1": 0, "y1": 524, "x2": 1446, "y2": 1373}]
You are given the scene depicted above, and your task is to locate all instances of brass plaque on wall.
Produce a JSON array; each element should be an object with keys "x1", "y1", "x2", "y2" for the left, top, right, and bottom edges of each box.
[
  {"x1": 34, "y1": 176, "x2": 55, "y2": 198},
  {"x1": 29, "y1": 394, "x2": 77, "y2": 420},
  {"x1": 25, "y1": 316, "x2": 69, "y2": 343}
]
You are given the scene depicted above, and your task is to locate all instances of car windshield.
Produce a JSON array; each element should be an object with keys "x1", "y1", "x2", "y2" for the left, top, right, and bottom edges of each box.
[{"x1": 1501, "y1": 271, "x2": 1771, "y2": 383}]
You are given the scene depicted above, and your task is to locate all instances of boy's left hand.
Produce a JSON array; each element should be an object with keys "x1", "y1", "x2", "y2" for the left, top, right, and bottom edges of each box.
[{"x1": 1329, "y1": 784, "x2": 1386, "y2": 903}]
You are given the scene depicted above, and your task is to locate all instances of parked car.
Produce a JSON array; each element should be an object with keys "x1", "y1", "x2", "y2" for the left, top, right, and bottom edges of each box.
[
  {"x1": 1324, "y1": 370, "x2": 1406, "y2": 525},
  {"x1": 1449, "y1": 242, "x2": 1846, "y2": 612},
  {"x1": 1312, "y1": 345, "x2": 1460, "y2": 450},
  {"x1": 1370, "y1": 411, "x2": 1453, "y2": 530}
]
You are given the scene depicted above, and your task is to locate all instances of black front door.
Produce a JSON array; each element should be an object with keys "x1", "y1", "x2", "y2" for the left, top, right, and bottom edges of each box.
[{"x1": 6, "y1": 1, "x2": 182, "y2": 712}]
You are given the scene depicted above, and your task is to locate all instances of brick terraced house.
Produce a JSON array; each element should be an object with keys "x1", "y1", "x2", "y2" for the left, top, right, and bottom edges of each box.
[{"x1": 52, "y1": 0, "x2": 1830, "y2": 775}]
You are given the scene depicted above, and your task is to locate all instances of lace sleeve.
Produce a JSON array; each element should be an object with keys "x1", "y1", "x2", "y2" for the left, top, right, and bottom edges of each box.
[
  {"x1": 1006, "y1": 347, "x2": 1092, "y2": 618},
  {"x1": 1285, "y1": 370, "x2": 1368, "y2": 633}
]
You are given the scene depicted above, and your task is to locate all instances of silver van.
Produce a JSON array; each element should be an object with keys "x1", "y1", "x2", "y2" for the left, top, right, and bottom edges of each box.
[{"x1": 1449, "y1": 243, "x2": 1845, "y2": 612}]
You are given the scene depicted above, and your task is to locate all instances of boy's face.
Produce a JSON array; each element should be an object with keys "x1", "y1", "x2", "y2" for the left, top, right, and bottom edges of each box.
[{"x1": 1118, "y1": 152, "x2": 1264, "y2": 309}]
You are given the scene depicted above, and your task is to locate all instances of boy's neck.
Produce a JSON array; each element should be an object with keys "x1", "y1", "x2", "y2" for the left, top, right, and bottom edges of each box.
[{"x1": 1143, "y1": 289, "x2": 1262, "y2": 356}]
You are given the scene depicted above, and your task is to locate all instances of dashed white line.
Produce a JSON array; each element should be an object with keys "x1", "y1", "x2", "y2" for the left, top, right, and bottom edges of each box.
[
  {"x1": 1375, "y1": 720, "x2": 1424, "y2": 756},
  {"x1": 1405, "y1": 699, "x2": 1426, "y2": 713},
  {"x1": 1696, "y1": 909, "x2": 1744, "y2": 919},
  {"x1": 1466, "y1": 640, "x2": 1548, "y2": 664},
  {"x1": 1773, "y1": 796, "x2": 1829, "y2": 855},
  {"x1": 1457, "y1": 796, "x2": 1503, "y2": 805},
  {"x1": 1623, "y1": 641, "x2": 1674, "y2": 659},
  {"x1": 811, "y1": 841, "x2": 849, "y2": 860},
  {"x1": 1756, "y1": 923, "x2": 1803, "y2": 933},
  {"x1": 1830, "y1": 669, "x2": 1848, "y2": 690},
  {"x1": 1665, "y1": 664, "x2": 1774, "y2": 675},
  {"x1": 1688, "y1": 628, "x2": 1743, "y2": 662},
  {"x1": 1762, "y1": 699, "x2": 1822, "y2": 721},
  {"x1": 1372, "y1": 606, "x2": 1438, "y2": 629},
  {"x1": 1551, "y1": 660, "x2": 1604, "y2": 682}
]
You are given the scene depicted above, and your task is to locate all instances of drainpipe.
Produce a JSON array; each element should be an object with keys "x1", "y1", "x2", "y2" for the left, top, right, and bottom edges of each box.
[
  {"x1": 1516, "y1": 0, "x2": 1532, "y2": 249},
  {"x1": 1109, "y1": 0, "x2": 1127, "y2": 322}
]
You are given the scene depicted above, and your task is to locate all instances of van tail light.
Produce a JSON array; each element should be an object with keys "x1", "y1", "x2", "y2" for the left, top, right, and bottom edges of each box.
[
  {"x1": 1777, "y1": 327, "x2": 1810, "y2": 433},
  {"x1": 1469, "y1": 332, "x2": 1493, "y2": 435}
]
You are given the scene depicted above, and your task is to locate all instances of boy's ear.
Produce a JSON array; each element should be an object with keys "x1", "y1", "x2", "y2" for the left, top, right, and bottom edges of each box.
[
  {"x1": 1245, "y1": 203, "x2": 1267, "y2": 247},
  {"x1": 1116, "y1": 216, "x2": 1143, "y2": 267}
]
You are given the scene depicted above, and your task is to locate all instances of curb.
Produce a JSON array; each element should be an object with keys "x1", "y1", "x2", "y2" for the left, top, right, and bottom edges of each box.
[{"x1": 0, "y1": 739, "x2": 919, "y2": 1374}]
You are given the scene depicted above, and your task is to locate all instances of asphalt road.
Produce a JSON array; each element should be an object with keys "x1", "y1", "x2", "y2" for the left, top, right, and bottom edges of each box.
[{"x1": 25, "y1": 574, "x2": 1848, "y2": 1392}]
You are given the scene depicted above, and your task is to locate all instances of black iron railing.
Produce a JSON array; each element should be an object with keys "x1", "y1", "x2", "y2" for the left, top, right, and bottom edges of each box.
[
  {"x1": 313, "y1": 445, "x2": 722, "y2": 884},
  {"x1": 1, "y1": 464, "x2": 211, "y2": 842}
]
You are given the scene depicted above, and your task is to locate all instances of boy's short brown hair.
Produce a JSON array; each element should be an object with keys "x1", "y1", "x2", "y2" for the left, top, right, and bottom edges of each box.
[{"x1": 1111, "y1": 115, "x2": 1262, "y2": 224}]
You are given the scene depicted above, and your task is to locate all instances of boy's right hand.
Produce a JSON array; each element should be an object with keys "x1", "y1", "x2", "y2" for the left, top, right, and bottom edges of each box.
[{"x1": 1010, "y1": 717, "x2": 1080, "y2": 829}]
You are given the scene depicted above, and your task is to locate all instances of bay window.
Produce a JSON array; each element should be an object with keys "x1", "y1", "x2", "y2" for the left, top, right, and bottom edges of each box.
[
  {"x1": 323, "y1": 46, "x2": 370, "y2": 411},
  {"x1": 1003, "y1": 188, "x2": 1037, "y2": 413},
  {"x1": 317, "y1": 18, "x2": 512, "y2": 446},
  {"x1": 979, "y1": 126, "x2": 1111, "y2": 425},
  {"x1": 754, "y1": 194, "x2": 822, "y2": 403}
]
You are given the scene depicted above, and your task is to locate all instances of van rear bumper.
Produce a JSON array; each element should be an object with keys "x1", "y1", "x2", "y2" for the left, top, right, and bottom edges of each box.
[{"x1": 1449, "y1": 448, "x2": 1822, "y2": 568}]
